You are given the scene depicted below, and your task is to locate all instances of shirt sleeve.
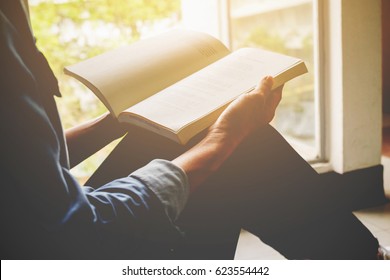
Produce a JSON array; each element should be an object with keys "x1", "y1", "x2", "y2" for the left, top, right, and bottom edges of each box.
[
  {"x1": 78, "y1": 160, "x2": 189, "y2": 256},
  {"x1": 129, "y1": 159, "x2": 189, "y2": 221},
  {"x1": 84, "y1": 159, "x2": 189, "y2": 229}
]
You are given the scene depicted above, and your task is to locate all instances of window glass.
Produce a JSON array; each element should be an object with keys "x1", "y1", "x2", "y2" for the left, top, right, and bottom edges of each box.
[{"x1": 229, "y1": 0, "x2": 316, "y2": 157}]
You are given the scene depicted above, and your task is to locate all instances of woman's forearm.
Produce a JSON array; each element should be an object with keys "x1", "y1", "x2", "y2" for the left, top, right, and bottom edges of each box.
[
  {"x1": 172, "y1": 129, "x2": 238, "y2": 193},
  {"x1": 65, "y1": 113, "x2": 126, "y2": 168}
]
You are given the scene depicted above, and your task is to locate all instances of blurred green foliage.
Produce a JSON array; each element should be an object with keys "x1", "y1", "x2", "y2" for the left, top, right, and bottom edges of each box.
[
  {"x1": 30, "y1": 0, "x2": 180, "y2": 127},
  {"x1": 242, "y1": 27, "x2": 314, "y2": 104},
  {"x1": 29, "y1": 0, "x2": 181, "y2": 179}
]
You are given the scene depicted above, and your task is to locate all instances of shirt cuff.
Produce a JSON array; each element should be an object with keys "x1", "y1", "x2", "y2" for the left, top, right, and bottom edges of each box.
[{"x1": 129, "y1": 159, "x2": 189, "y2": 221}]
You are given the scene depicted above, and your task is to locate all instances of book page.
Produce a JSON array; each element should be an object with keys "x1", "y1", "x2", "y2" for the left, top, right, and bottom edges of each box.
[
  {"x1": 123, "y1": 48, "x2": 305, "y2": 133},
  {"x1": 65, "y1": 29, "x2": 230, "y2": 117}
]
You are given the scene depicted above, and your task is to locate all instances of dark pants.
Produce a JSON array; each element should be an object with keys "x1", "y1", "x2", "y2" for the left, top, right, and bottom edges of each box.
[{"x1": 87, "y1": 124, "x2": 379, "y2": 259}]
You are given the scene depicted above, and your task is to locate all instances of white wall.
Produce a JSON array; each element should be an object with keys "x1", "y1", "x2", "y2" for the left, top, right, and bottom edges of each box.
[{"x1": 324, "y1": 0, "x2": 382, "y2": 173}]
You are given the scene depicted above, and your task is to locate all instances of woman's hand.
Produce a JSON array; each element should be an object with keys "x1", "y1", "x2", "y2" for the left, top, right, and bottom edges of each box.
[
  {"x1": 209, "y1": 76, "x2": 283, "y2": 148},
  {"x1": 173, "y1": 76, "x2": 284, "y2": 192}
]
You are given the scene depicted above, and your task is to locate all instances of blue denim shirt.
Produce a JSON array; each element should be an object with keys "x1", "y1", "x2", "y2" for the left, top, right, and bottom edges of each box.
[{"x1": 0, "y1": 0, "x2": 189, "y2": 259}]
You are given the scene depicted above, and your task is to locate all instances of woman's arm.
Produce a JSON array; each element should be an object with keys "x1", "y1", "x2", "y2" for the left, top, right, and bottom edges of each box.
[{"x1": 65, "y1": 112, "x2": 127, "y2": 168}]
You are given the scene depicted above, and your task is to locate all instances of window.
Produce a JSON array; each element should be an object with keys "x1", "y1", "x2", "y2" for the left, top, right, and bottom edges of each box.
[
  {"x1": 30, "y1": 0, "x2": 323, "y2": 181},
  {"x1": 183, "y1": 0, "x2": 322, "y2": 161},
  {"x1": 31, "y1": 0, "x2": 381, "y2": 179}
]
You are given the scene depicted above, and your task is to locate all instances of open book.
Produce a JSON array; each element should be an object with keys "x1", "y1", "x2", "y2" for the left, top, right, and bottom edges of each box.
[{"x1": 65, "y1": 29, "x2": 307, "y2": 145}]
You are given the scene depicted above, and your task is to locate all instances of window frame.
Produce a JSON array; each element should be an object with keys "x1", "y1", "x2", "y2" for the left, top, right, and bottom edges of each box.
[{"x1": 321, "y1": 0, "x2": 382, "y2": 174}]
